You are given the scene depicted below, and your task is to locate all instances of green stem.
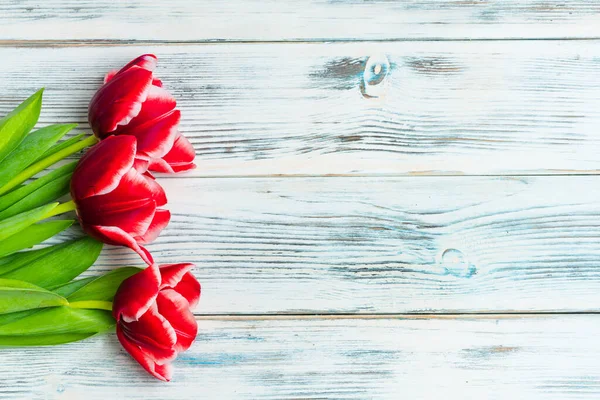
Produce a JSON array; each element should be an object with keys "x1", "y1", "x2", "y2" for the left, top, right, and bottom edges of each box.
[
  {"x1": 42, "y1": 199, "x2": 76, "y2": 219},
  {"x1": 68, "y1": 300, "x2": 113, "y2": 312},
  {"x1": 0, "y1": 135, "x2": 98, "y2": 196}
]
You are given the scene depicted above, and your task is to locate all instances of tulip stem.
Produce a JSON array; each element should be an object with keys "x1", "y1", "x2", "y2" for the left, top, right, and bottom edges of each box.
[
  {"x1": 43, "y1": 199, "x2": 77, "y2": 219},
  {"x1": 69, "y1": 300, "x2": 113, "y2": 312},
  {"x1": 0, "y1": 135, "x2": 98, "y2": 196}
]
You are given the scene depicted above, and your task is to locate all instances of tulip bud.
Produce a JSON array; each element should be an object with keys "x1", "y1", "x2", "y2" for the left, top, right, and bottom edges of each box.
[
  {"x1": 89, "y1": 54, "x2": 196, "y2": 174},
  {"x1": 113, "y1": 263, "x2": 200, "y2": 381},
  {"x1": 70, "y1": 135, "x2": 170, "y2": 264}
]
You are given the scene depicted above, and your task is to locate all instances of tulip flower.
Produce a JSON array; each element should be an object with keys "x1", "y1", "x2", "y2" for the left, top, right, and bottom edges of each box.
[
  {"x1": 88, "y1": 54, "x2": 196, "y2": 173},
  {"x1": 70, "y1": 135, "x2": 170, "y2": 265},
  {"x1": 113, "y1": 263, "x2": 200, "y2": 381}
]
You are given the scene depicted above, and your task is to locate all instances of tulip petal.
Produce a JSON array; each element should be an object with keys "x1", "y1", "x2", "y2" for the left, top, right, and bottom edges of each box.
[
  {"x1": 159, "y1": 264, "x2": 201, "y2": 309},
  {"x1": 147, "y1": 158, "x2": 174, "y2": 174},
  {"x1": 156, "y1": 289, "x2": 198, "y2": 352},
  {"x1": 113, "y1": 264, "x2": 161, "y2": 321},
  {"x1": 89, "y1": 66, "x2": 153, "y2": 135},
  {"x1": 78, "y1": 197, "x2": 156, "y2": 237},
  {"x1": 122, "y1": 85, "x2": 177, "y2": 130},
  {"x1": 85, "y1": 225, "x2": 154, "y2": 265},
  {"x1": 119, "y1": 304, "x2": 177, "y2": 360},
  {"x1": 119, "y1": 109, "x2": 180, "y2": 160},
  {"x1": 104, "y1": 70, "x2": 118, "y2": 84},
  {"x1": 149, "y1": 133, "x2": 196, "y2": 173},
  {"x1": 110, "y1": 167, "x2": 166, "y2": 205},
  {"x1": 78, "y1": 166, "x2": 166, "y2": 213},
  {"x1": 75, "y1": 165, "x2": 162, "y2": 237},
  {"x1": 141, "y1": 172, "x2": 168, "y2": 206},
  {"x1": 153, "y1": 362, "x2": 173, "y2": 382},
  {"x1": 71, "y1": 136, "x2": 136, "y2": 200},
  {"x1": 158, "y1": 263, "x2": 195, "y2": 289},
  {"x1": 119, "y1": 325, "x2": 176, "y2": 372},
  {"x1": 117, "y1": 324, "x2": 173, "y2": 382},
  {"x1": 166, "y1": 134, "x2": 196, "y2": 167},
  {"x1": 134, "y1": 157, "x2": 150, "y2": 173},
  {"x1": 114, "y1": 54, "x2": 157, "y2": 76},
  {"x1": 173, "y1": 273, "x2": 201, "y2": 308},
  {"x1": 135, "y1": 209, "x2": 170, "y2": 244}
]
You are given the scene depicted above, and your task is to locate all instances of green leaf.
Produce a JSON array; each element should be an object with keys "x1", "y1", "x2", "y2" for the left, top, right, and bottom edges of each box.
[
  {"x1": 0, "y1": 161, "x2": 75, "y2": 212},
  {"x1": 50, "y1": 277, "x2": 96, "y2": 298},
  {"x1": 67, "y1": 267, "x2": 142, "y2": 302},
  {"x1": 0, "y1": 237, "x2": 103, "y2": 288},
  {"x1": 0, "y1": 307, "x2": 114, "y2": 335},
  {"x1": 0, "y1": 220, "x2": 73, "y2": 258},
  {"x1": 0, "y1": 244, "x2": 58, "y2": 276},
  {"x1": 0, "y1": 332, "x2": 94, "y2": 346},
  {"x1": 36, "y1": 133, "x2": 85, "y2": 162},
  {"x1": 0, "y1": 123, "x2": 75, "y2": 188},
  {"x1": 0, "y1": 203, "x2": 57, "y2": 242},
  {"x1": 0, "y1": 135, "x2": 96, "y2": 196},
  {"x1": 0, "y1": 169, "x2": 72, "y2": 220},
  {"x1": 0, "y1": 309, "x2": 39, "y2": 327},
  {"x1": 0, "y1": 89, "x2": 43, "y2": 164},
  {"x1": 0, "y1": 279, "x2": 68, "y2": 314}
]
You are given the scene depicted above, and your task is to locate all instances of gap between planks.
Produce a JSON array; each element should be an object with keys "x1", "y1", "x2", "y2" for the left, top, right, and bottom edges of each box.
[
  {"x1": 3, "y1": 38, "x2": 600, "y2": 48},
  {"x1": 193, "y1": 312, "x2": 600, "y2": 320},
  {"x1": 154, "y1": 172, "x2": 600, "y2": 179}
]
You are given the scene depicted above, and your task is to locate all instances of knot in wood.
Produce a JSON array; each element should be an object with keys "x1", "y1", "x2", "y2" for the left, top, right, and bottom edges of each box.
[
  {"x1": 440, "y1": 248, "x2": 476, "y2": 278},
  {"x1": 362, "y1": 54, "x2": 389, "y2": 98}
]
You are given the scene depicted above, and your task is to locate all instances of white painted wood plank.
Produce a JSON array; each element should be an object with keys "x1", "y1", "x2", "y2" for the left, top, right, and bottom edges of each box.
[
  {"x1": 1, "y1": 42, "x2": 600, "y2": 176},
  {"x1": 1, "y1": 315, "x2": 600, "y2": 399},
  {"x1": 0, "y1": 1, "x2": 599, "y2": 41},
  {"x1": 52, "y1": 175, "x2": 600, "y2": 314}
]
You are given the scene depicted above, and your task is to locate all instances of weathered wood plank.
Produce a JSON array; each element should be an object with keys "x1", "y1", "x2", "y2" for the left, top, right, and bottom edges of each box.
[
  {"x1": 51, "y1": 175, "x2": 600, "y2": 314},
  {"x1": 0, "y1": 1, "x2": 599, "y2": 41},
  {"x1": 1, "y1": 42, "x2": 600, "y2": 176},
  {"x1": 1, "y1": 315, "x2": 600, "y2": 399}
]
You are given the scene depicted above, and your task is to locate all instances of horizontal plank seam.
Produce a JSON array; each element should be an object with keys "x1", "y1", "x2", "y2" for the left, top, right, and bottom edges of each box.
[
  {"x1": 156, "y1": 173, "x2": 600, "y2": 179},
  {"x1": 193, "y1": 312, "x2": 600, "y2": 320},
  {"x1": 3, "y1": 37, "x2": 600, "y2": 47}
]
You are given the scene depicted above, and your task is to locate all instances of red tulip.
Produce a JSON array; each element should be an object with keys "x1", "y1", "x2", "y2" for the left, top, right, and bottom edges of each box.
[
  {"x1": 113, "y1": 263, "x2": 200, "y2": 382},
  {"x1": 71, "y1": 135, "x2": 170, "y2": 265},
  {"x1": 89, "y1": 54, "x2": 196, "y2": 174}
]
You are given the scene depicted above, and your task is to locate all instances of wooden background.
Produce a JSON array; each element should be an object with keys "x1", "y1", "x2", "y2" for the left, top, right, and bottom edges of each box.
[{"x1": 1, "y1": 1, "x2": 600, "y2": 398}]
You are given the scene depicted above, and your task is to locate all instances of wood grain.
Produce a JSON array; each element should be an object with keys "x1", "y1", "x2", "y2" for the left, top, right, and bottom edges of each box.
[
  {"x1": 0, "y1": 1, "x2": 600, "y2": 42},
  {"x1": 2, "y1": 315, "x2": 600, "y2": 399},
  {"x1": 1, "y1": 42, "x2": 600, "y2": 176},
  {"x1": 3, "y1": 0, "x2": 599, "y2": 398},
  {"x1": 47, "y1": 175, "x2": 600, "y2": 314}
]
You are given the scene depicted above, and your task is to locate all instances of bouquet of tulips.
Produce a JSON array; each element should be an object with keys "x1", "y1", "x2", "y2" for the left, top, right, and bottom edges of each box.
[{"x1": 0, "y1": 55, "x2": 198, "y2": 382}]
